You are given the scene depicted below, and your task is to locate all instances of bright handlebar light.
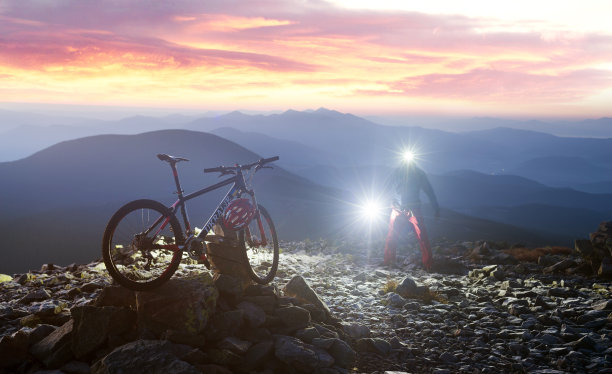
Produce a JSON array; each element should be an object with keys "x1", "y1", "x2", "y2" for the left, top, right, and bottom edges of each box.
[
  {"x1": 402, "y1": 150, "x2": 415, "y2": 163},
  {"x1": 359, "y1": 199, "x2": 384, "y2": 221}
]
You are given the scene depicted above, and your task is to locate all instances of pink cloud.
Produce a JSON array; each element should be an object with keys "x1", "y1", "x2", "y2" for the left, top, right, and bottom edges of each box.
[
  {"x1": 358, "y1": 68, "x2": 612, "y2": 102},
  {"x1": 366, "y1": 54, "x2": 448, "y2": 65},
  {"x1": 3, "y1": 1, "x2": 611, "y2": 69},
  {"x1": 0, "y1": 16, "x2": 316, "y2": 72}
]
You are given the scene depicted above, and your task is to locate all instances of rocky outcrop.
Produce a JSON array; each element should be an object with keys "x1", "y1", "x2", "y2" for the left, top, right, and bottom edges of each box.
[
  {"x1": 91, "y1": 339, "x2": 200, "y2": 374},
  {"x1": 576, "y1": 221, "x2": 612, "y2": 278},
  {"x1": 0, "y1": 260, "x2": 354, "y2": 374},
  {"x1": 135, "y1": 273, "x2": 218, "y2": 335},
  {"x1": 590, "y1": 222, "x2": 612, "y2": 253},
  {"x1": 0, "y1": 238, "x2": 610, "y2": 373},
  {"x1": 283, "y1": 275, "x2": 331, "y2": 317}
]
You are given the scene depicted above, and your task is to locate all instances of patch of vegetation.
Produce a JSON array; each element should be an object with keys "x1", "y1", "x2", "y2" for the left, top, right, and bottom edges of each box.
[
  {"x1": 419, "y1": 288, "x2": 449, "y2": 304},
  {"x1": 400, "y1": 285, "x2": 449, "y2": 304},
  {"x1": 381, "y1": 279, "x2": 398, "y2": 294}
]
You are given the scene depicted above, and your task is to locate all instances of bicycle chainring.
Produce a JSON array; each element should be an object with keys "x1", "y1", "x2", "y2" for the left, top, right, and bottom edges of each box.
[{"x1": 186, "y1": 238, "x2": 205, "y2": 260}]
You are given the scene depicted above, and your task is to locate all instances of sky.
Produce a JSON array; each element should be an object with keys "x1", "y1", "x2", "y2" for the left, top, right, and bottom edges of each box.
[{"x1": 1, "y1": 0, "x2": 612, "y2": 118}]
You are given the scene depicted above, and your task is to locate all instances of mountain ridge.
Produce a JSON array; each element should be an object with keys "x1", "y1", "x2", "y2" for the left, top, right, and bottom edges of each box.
[
  {"x1": 0, "y1": 129, "x2": 564, "y2": 273},
  {"x1": 1, "y1": 109, "x2": 612, "y2": 192}
]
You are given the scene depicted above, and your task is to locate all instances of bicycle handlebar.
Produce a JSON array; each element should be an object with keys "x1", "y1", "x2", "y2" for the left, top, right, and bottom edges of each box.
[
  {"x1": 203, "y1": 156, "x2": 280, "y2": 174},
  {"x1": 203, "y1": 166, "x2": 225, "y2": 173}
]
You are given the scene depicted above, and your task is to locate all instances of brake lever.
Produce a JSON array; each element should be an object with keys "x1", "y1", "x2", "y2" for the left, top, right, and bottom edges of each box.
[
  {"x1": 218, "y1": 170, "x2": 235, "y2": 177},
  {"x1": 255, "y1": 165, "x2": 273, "y2": 172}
]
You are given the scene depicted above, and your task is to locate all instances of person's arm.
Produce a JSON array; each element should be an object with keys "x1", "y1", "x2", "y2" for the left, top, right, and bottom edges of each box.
[
  {"x1": 382, "y1": 168, "x2": 399, "y2": 207},
  {"x1": 421, "y1": 171, "x2": 440, "y2": 216}
]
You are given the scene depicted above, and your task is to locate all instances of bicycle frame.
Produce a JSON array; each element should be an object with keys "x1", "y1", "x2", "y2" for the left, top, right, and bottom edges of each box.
[{"x1": 144, "y1": 162, "x2": 266, "y2": 252}]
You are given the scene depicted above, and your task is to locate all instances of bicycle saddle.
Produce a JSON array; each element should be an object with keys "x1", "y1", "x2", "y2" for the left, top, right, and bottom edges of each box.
[{"x1": 157, "y1": 154, "x2": 189, "y2": 163}]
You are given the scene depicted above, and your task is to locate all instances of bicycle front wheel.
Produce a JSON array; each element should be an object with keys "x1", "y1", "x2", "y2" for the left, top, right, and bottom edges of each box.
[
  {"x1": 102, "y1": 199, "x2": 184, "y2": 291},
  {"x1": 240, "y1": 204, "x2": 279, "y2": 284}
]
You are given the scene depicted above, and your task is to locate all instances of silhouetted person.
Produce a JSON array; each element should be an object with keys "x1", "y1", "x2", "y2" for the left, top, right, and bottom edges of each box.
[{"x1": 383, "y1": 157, "x2": 439, "y2": 270}]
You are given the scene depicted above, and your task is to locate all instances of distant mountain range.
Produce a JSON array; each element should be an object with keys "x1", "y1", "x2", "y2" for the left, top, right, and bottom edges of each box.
[
  {"x1": 0, "y1": 129, "x2": 566, "y2": 274},
  {"x1": 1, "y1": 108, "x2": 611, "y2": 273},
  {"x1": 2, "y1": 108, "x2": 611, "y2": 191},
  {"x1": 192, "y1": 110, "x2": 612, "y2": 190},
  {"x1": 210, "y1": 127, "x2": 345, "y2": 169},
  {"x1": 367, "y1": 115, "x2": 612, "y2": 138}
]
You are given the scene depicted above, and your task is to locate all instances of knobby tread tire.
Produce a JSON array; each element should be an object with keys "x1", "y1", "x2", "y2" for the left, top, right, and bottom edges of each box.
[
  {"x1": 102, "y1": 199, "x2": 184, "y2": 291},
  {"x1": 240, "y1": 204, "x2": 279, "y2": 284}
]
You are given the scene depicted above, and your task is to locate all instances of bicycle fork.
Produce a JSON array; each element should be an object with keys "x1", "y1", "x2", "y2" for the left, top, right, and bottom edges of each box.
[{"x1": 245, "y1": 190, "x2": 268, "y2": 247}]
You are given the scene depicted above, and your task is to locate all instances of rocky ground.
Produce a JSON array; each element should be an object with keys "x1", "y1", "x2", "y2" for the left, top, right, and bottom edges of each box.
[{"x1": 0, "y1": 238, "x2": 611, "y2": 373}]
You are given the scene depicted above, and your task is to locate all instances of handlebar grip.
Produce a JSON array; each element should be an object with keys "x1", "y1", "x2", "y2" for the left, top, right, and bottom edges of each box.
[
  {"x1": 262, "y1": 156, "x2": 279, "y2": 163},
  {"x1": 204, "y1": 166, "x2": 223, "y2": 173}
]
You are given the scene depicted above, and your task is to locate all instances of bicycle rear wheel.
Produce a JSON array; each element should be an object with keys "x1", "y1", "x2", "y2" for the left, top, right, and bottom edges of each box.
[
  {"x1": 240, "y1": 204, "x2": 279, "y2": 284},
  {"x1": 102, "y1": 199, "x2": 184, "y2": 291}
]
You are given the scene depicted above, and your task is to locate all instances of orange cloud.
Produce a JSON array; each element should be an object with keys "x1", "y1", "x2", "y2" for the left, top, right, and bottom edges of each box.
[{"x1": 196, "y1": 15, "x2": 294, "y2": 31}]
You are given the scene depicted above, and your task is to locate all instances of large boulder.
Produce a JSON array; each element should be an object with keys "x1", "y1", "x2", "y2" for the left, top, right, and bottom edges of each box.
[
  {"x1": 205, "y1": 310, "x2": 245, "y2": 342},
  {"x1": 71, "y1": 305, "x2": 136, "y2": 359},
  {"x1": 276, "y1": 306, "x2": 311, "y2": 332},
  {"x1": 328, "y1": 338, "x2": 356, "y2": 368},
  {"x1": 283, "y1": 276, "x2": 330, "y2": 317},
  {"x1": 30, "y1": 320, "x2": 74, "y2": 368},
  {"x1": 135, "y1": 273, "x2": 218, "y2": 335},
  {"x1": 207, "y1": 240, "x2": 251, "y2": 283},
  {"x1": 94, "y1": 286, "x2": 136, "y2": 308},
  {"x1": 394, "y1": 277, "x2": 418, "y2": 298},
  {"x1": 0, "y1": 330, "x2": 29, "y2": 368},
  {"x1": 91, "y1": 340, "x2": 199, "y2": 374},
  {"x1": 274, "y1": 335, "x2": 334, "y2": 372},
  {"x1": 236, "y1": 301, "x2": 266, "y2": 328},
  {"x1": 241, "y1": 340, "x2": 274, "y2": 372}
]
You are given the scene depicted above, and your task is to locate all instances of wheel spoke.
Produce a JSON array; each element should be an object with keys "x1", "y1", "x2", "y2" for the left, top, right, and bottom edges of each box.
[
  {"x1": 102, "y1": 200, "x2": 184, "y2": 290},
  {"x1": 241, "y1": 205, "x2": 278, "y2": 284}
]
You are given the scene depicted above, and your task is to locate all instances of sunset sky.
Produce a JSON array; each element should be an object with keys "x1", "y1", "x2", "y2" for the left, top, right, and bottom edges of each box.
[{"x1": 1, "y1": 0, "x2": 612, "y2": 118}]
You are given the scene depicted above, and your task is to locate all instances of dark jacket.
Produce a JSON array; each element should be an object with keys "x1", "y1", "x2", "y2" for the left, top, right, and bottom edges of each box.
[{"x1": 385, "y1": 164, "x2": 439, "y2": 213}]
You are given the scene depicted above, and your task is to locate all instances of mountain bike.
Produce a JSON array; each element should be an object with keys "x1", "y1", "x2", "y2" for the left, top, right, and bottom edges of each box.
[{"x1": 101, "y1": 154, "x2": 280, "y2": 291}]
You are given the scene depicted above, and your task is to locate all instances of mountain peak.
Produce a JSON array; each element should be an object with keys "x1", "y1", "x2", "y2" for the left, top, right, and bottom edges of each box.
[
  {"x1": 223, "y1": 110, "x2": 247, "y2": 118},
  {"x1": 282, "y1": 108, "x2": 344, "y2": 117}
]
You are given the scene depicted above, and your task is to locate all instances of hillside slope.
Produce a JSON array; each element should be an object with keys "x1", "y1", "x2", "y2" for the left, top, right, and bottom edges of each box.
[
  {"x1": 0, "y1": 129, "x2": 560, "y2": 273},
  {"x1": 0, "y1": 130, "x2": 343, "y2": 272}
]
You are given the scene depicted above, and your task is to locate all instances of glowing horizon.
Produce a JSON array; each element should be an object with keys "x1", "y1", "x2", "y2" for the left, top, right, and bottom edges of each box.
[{"x1": 1, "y1": 0, "x2": 612, "y2": 118}]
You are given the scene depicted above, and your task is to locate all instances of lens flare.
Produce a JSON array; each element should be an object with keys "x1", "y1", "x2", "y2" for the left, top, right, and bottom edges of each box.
[
  {"x1": 402, "y1": 150, "x2": 415, "y2": 163},
  {"x1": 359, "y1": 199, "x2": 384, "y2": 221}
]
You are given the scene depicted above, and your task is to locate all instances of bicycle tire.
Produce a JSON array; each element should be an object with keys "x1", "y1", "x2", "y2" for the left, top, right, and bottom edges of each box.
[
  {"x1": 102, "y1": 199, "x2": 184, "y2": 291},
  {"x1": 239, "y1": 204, "x2": 279, "y2": 284}
]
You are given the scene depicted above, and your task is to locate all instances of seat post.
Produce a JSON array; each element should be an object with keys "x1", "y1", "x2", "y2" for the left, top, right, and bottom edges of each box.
[
  {"x1": 170, "y1": 162, "x2": 184, "y2": 197},
  {"x1": 169, "y1": 162, "x2": 192, "y2": 234}
]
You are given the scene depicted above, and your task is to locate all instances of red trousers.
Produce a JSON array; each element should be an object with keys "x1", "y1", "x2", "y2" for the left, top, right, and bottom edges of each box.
[{"x1": 384, "y1": 207, "x2": 433, "y2": 270}]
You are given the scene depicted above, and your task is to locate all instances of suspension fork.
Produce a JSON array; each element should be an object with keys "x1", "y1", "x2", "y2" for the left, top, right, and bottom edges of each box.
[{"x1": 246, "y1": 190, "x2": 268, "y2": 246}]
